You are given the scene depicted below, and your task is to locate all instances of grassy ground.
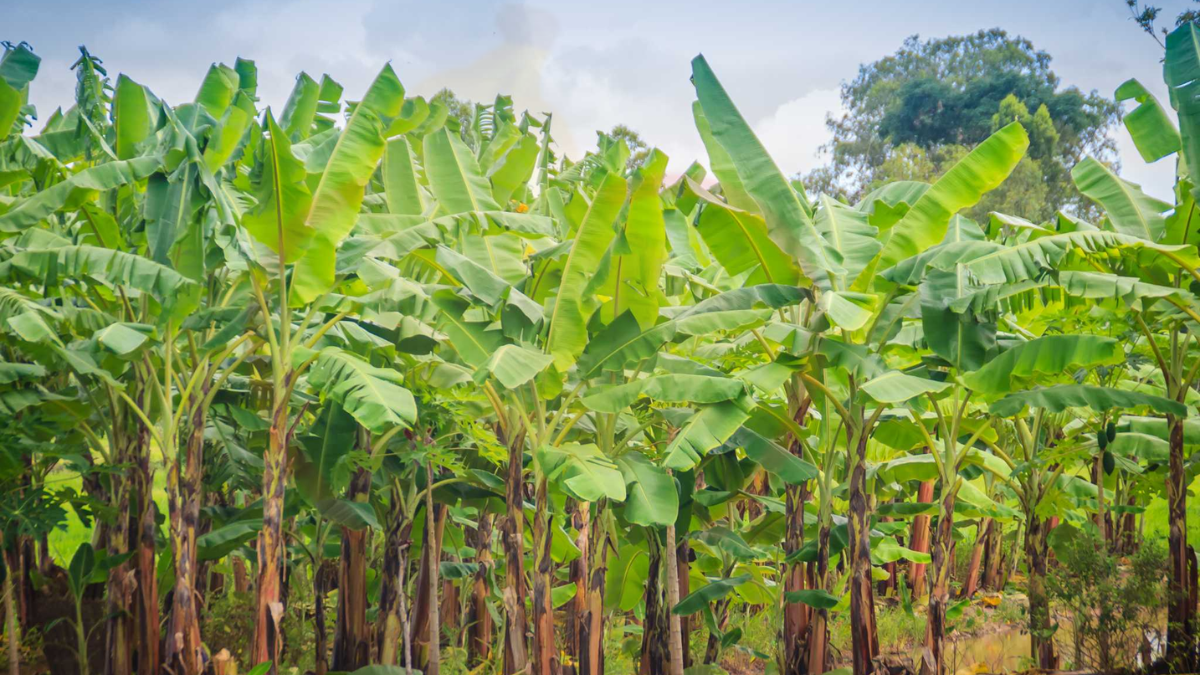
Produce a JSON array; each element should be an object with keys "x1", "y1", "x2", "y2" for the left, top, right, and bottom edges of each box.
[
  {"x1": 586, "y1": 596, "x2": 1027, "y2": 675},
  {"x1": 43, "y1": 466, "x2": 170, "y2": 565}
]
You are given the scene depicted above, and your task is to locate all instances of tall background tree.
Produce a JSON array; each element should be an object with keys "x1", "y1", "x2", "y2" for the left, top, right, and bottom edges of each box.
[{"x1": 807, "y1": 29, "x2": 1120, "y2": 222}]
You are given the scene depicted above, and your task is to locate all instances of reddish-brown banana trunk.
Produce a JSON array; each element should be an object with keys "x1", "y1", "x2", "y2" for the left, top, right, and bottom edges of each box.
[
  {"x1": 783, "y1": 481, "x2": 811, "y2": 675},
  {"x1": 962, "y1": 518, "x2": 989, "y2": 599},
  {"x1": 439, "y1": 578, "x2": 458, "y2": 648},
  {"x1": 583, "y1": 506, "x2": 608, "y2": 675},
  {"x1": 665, "y1": 518, "x2": 684, "y2": 675},
  {"x1": 1168, "y1": 414, "x2": 1196, "y2": 671},
  {"x1": 806, "y1": 519, "x2": 831, "y2": 674},
  {"x1": 314, "y1": 560, "x2": 335, "y2": 675},
  {"x1": 922, "y1": 491, "x2": 956, "y2": 675},
  {"x1": 981, "y1": 519, "x2": 1002, "y2": 591},
  {"x1": 908, "y1": 479, "x2": 934, "y2": 598},
  {"x1": 531, "y1": 474, "x2": 555, "y2": 675},
  {"x1": 676, "y1": 535, "x2": 691, "y2": 671},
  {"x1": 467, "y1": 513, "x2": 494, "y2": 667},
  {"x1": 375, "y1": 491, "x2": 411, "y2": 666},
  {"x1": 233, "y1": 557, "x2": 250, "y2": 593},
  {"x1": 333, "y1": 468, "x2": 372, "y2": 671},
  {"x1": 104, "y1": 436, "x2": 134, "y2": 675},
  {"x1": 783, "y1": 399, "x2": 812, "y2": 675},
  {"x1": 847, "y1": 433, "x2": 879, "y2": 675},
  {"x1": 252, "y1": 398, "x2": 289, "y2": 672},
  {"x1": 165, "y1": 415, "x2": 207, "y2": 675},
  {"x1": 568, "y1": 503, "x2": 590, "y2": 675},
  {"x1": 135, "y1": 426, "x2": 159, "y2": 675},
  {"x1": 1025, "y1": 514, "x2": 1057, "y2": 670},
  {"x1": 425, "y1": 462, "x2": 441, "y2": 675},
  {"x1": 639, "y1": 544, "x2": 668, "y2": 675},
  {"x1": 411, "y1": 504, "x2": 446, "y2": 671},
  {"x1": 502, "y1": 428, "x2": 529, "y2": 674}
]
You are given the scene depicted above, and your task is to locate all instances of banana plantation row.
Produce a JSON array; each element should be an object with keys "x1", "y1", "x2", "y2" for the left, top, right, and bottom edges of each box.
[{"x1": 0, "y1": 22, "x2": 1194, "y2": 675}]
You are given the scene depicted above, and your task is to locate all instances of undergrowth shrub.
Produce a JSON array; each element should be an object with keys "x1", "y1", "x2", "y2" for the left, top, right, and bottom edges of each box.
[{"x1": 1046, "y1": 532, "x2": 1166, "y2": 670}]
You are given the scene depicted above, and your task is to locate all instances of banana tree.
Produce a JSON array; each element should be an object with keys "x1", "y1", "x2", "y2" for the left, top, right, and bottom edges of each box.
[
  {"x1": 983, "y1": 384, "x2": 1177, "y2": 668},
  {"x1": 688, "y1": 51, "x2": 1032, "y2": 675},
  {"x1": 0, "y1": 43, "x2": 163, "y2": 675},
  {"x1": 228, "y1": 63, "x2": 415, "y2": 670}
]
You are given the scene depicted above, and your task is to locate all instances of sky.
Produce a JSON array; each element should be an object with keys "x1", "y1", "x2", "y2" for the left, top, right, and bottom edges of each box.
[{"x1": 6, "y1": 0, "x2": 1195, "y2": 200}]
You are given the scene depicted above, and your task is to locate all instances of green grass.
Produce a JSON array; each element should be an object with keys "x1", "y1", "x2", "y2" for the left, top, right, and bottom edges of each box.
[
  {"x1": 44, "y1": 466, "x2": 170, "y2": 566},
  {"x1": 1144, "y1": 474, "x2": 1200, "y2": 545}
]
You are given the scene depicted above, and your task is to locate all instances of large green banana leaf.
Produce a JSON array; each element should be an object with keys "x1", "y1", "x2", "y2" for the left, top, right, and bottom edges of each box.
[
  {"x1": 382, "y1": 137, "x2": 428, "y2": 216},
  {"x1": 474, "y1": 344, "x2": 554, "y2": 389},
  {"x1": 12, "y1": 245, "x2": 198, "y2": 316},
  {"x1": 1072, "y1": 157, "x2": 1170, "y2": 241},
  {"x1": 990, "y1": 384, "x2": 1186, "y2": 417},
  {"x1": 662, "y1": 396, "x2": 755, "y2": 470},
  {"x1": 545, "y1": 172, "x2": 626, "y2": 369},
  {"x1": 815, "y1": 195, "x2": 881, "y2": 290},
  {"x1": 292, "y1": 65, "x2": 406, "y2": 302},
  {"x1": 430, "y1": 291, "x2": 507, "y2": 370},
  {"x1": 1116, "y1": 78, "x2": 1181, "y2": 163},
  {"x1": 599, "y1": 150, "x2": 669, "y2": 326},
  {"x1": 300, "y1": 403, "x2": 358, "y2": 498},
  {"x1": 241, "y1": 112, "x2": 314, "y2": 264},
  {"x1": 691, "y1": 180, "x2": 799, "y2": 286},
  {"x1": 113, "y1": 74, "x2": 152, "y2": 160},
  {"x1": 577, "y1": 311, "x2": 677, "y2": 379},
  {"x1": 873, "y1": 122, "x2": 1028, "y2": 272},
  {"x1": 860, "y1": 370, "x2": 951, "y2": 403},
  {"x1": 920, "y1": 267, "x2": 995, "y2": 372},
  {"x1": 1165, "y1": 23, "x2": 1200, "y2": 198},
  {"x1": 582, "y1": 374, "x2": 746, "y2": 413},
  {"x1": 731, "y1": 428, "x2": 817, "y2": 484},
  {"x1": 691, "y1": 55, "x2": 841, "y2": 287},
  {"x1": 0, "y1": 156, "x2": 162, "y2": 232},
  {"x1": 424, "y1": 126, "x2": 501, "y2": 214},
  {"x1": 616, "y1": 451, "x2": 677, "y2": 526},
  {"x1": 672, "y1": 574, "x2": 751, "y2": 616},
  {"x1": 962, "y1": 335, "x2": 1124, "y2": 395},
  {"x1": 934, "y1": 231, "x2": 1199, "y2": 285},
  {"x1": 538, "y1": 442, "x2": 626, "y2": 503},
  {"x1": 488, "y1": 131, "x2": 539, "y2": 204},
  {"x1": 307, "y1": 347, "x2": 417, "y2": 433}
]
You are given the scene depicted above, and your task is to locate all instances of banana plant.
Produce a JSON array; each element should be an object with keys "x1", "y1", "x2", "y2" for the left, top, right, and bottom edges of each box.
[
  {"x1": 689, "y1": 48, "x2": 1034, "y2": 674},
  {"x1": 229, "y1": 64, "x2": 421, "y2": 671}
]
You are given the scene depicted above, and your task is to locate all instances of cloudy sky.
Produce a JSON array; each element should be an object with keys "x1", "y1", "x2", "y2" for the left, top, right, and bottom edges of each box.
[{"x1": 7, "y1": 0, "x2": 1193, "y2": 199}]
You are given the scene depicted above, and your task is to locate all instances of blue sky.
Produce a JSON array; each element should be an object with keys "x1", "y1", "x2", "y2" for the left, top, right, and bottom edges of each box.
[{"x1": 7, "y1": 0, "x2": 1193, "y2": 198}]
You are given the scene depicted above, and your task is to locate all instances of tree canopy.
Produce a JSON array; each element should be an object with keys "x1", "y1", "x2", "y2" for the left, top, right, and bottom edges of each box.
[{"x1": 809, "y1": 29, "x2": 1119, "y2": 222}]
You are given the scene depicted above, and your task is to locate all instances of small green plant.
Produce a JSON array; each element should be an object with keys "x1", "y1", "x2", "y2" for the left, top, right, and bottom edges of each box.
[
  {"x1": 59, "y1": 543, "x2": 128, "y2": 675},
  {"x1": 1047, "y1": 529, "x2": 1167, "y2": 670}
]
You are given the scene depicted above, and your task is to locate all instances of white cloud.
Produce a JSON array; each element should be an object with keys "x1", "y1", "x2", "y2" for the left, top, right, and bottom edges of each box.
[
  {"x1": 8, "y1": 0, "x2": 1186, "y2": 201},
  {"x1": 754, "y1": 88, "x2": 844, "y2": 177}
]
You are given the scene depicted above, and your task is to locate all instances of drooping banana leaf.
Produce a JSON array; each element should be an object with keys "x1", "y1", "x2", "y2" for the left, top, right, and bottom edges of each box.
[
  {"x1": 990, "y1": 385, "x2": 1185, "y2": 417},
  {"x1": 306, "y1": 348, "x2": 417, "y2": 433},
  {"x1": 962, "y1": 335, "x2": 1124, "y2": 395},
  {"x1": 1115, "y1": 78, "x2": 1180, "y2": 163},
  {"x1": 1071, "y1": 157, "x2": 1169, "y2": 241}
]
